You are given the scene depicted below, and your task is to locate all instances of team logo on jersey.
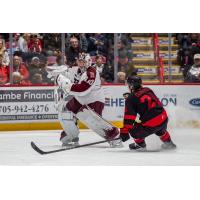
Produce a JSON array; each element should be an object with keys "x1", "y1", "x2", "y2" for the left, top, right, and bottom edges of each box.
[{"x1": 87, "y1": 79, "x2": 94, "y2": 85}]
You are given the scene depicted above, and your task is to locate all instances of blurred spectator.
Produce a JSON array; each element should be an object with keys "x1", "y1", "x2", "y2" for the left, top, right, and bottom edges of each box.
[
  {"x1": 12, "y1": 71, "x2": 31, "y2": 85},
  {"x1": 100, "y1": 74, "x2": 110, "y2": 84},
  {"x1": 178, "y1": 48, "x2": 193, "y2": 79},
  {"x1": 13, "y1": 55, "x2": 29, "y2": 80},
  {"x1": 17, "y1": 33, "x2": 29, "y2": 53},
  {"x1": 177, "y1": 34, "x2": 191, "y2": 50},
  {"x1": 93, "y1": 55, "x2": 104, "y2": 74},
  {"x1": 28, "y1": 34, "x2": 42, "y2": 53},
  {"x1": 0, "y1": 39, "x2": 10, "y2": 66},
  {"x1": 104, "y1": 70, "x2": 114, "y2": 82},
  {"x1": 31, "y1": 73, "x2": 44, "y2": 84},
  {"x1": 120, "y1": 34, "x2": 132, "y2": 49},
  {"x1": 0, "y1": 54, "x2": 9, "y2": 85},
  {"x1": 65, "y1": 36, "x2": 83, "y2": 66},
  {"x1": 117, "y1": 71, "x2": 126, "y2": 83},
  {"x1": 43, "y1": 33, "x2": 61, "y2": 52},
  {"x1": 12, "y1": 33, "x2": 20, "y2": 52},
  {"x1": 28, "y1": 57, "x2": 49, "y2": 84},
  {"x1": 53, "y1": 55, "x2": 67, "y2": 66},
  {"x1": 87, "y1": 33, "x2": 108, "y2": 56},
  {"x1": 191, "y1": 41, "x2": 200, "y2": 56},
  {"x1": 93, "y1": 55, "x2": 114, "y2": 82},
  {"x1": 66, "y1": 34, "x2": 88, "y2": 53},
  {"x1": 177, "y1": 48, "x2": 193, "y2": 66},
  {"x1": 54, "y1": 55, "x2": 63, "y2": 66},
  {"x1": 189, "y1": 33, "x2": 200, "y2": 43},
  {"x1": 47, "y1": 56, "x2": 57, "y2": 66},
  {"x1": 185, "y1": 54, "x2": 200, "y2": 82},
  {"x1": 117, "y1": 39, "x2": 132, "y2": 70}
]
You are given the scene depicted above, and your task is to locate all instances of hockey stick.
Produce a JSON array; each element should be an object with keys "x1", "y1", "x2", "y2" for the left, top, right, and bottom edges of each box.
[{"x1": 31, "y1": 137, "x2": 120, "y2": 155}]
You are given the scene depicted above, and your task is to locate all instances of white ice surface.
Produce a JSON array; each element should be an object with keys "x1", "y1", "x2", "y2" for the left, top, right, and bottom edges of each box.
[{"x1": 0, "y1": 129, "x2": 200, "y2": 166}]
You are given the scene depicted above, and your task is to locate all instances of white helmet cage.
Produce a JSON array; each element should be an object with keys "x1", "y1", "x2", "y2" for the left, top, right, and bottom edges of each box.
[{"x1": 78, "y1": 53, "x2": 92, "y2": 68}]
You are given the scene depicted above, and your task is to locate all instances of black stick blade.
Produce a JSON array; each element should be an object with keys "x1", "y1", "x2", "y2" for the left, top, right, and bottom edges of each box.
[{"x1": 31, "y1": 141, "x2": 46, "y2": 155}]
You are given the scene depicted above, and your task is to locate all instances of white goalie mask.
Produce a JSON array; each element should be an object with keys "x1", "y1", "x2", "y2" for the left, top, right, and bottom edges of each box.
[{"x1": 78, "y1": 53, "x2": 92, "y2": 69}]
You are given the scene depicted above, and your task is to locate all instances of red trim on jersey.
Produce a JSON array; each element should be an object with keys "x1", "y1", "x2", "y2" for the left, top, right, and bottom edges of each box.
[
  {"x1": 120, "y1": 128, "x2": 129, "y2": 134},
  {"x1": 134, "y1": 138, "x2": 145, "y2": 144},
  {"x1": 160, "y1": 131, "x2": 170, "y2": 142},
  {"x1": 142, "y1": 110, "x2": 167, "y2": 127},
  {"x1": 124, "y1": 115, "x2": 136, "y2": 120},
  {"x1": 120, "y1": 123, "x2": 134, "y2": 134},
  {"x1": 71, "y1": 81, "x2": 91, "y2": 92},
  {"x1": 124, "y1": 124, "x2": 133, "y2": 129},
  {"x1": 70, "y1": 67, "x2": 96, "y2": 93}
]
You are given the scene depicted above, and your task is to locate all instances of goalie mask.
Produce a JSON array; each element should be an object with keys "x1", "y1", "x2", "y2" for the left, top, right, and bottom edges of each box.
[{"x1": 78, "y1": 53, "x2": 92, "y2": 69}]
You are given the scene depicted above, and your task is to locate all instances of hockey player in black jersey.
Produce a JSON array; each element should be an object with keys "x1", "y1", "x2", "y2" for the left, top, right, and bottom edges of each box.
[{"x1": 120, "y1": 75, "x2": 176, "y2": 151}]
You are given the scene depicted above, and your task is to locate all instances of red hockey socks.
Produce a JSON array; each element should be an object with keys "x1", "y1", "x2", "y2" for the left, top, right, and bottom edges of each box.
[
  {"x1": 134, "y1": 138, "x2": 145, "y2": 144},
  {"x1": 160, "y1": 131, "x2": 171, "y2": 142}
]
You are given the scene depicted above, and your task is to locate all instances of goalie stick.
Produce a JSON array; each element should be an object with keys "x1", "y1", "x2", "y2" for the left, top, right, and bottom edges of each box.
[{"x1": 31, "y1": 137, "x2": 120, "y2": 155}]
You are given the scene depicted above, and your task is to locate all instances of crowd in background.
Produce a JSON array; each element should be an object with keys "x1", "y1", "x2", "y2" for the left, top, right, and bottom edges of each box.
[
  {"x1": 177, "y1": 33, "x2": 200, "y2": 82},
  {"x1": 0, "y1": 33, "x2": 200, "y2": 85},
  {"x1": 0, "y1": 33, "x2": 133, "y2": 86}
]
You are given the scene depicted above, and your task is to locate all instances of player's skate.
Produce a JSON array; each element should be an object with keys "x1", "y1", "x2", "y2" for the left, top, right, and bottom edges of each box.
[
  {"x1": 109, "y1": 138, "x2": 123, "y2": 148},
  {"x1": 129, "y1": 142, "x2": 147, "y2": 151},
  {"x1": 60, "y1": 131, "x2": 79, "y2": 147},
  {"x1": 161, "y1": 140, "x2": 176, "y2": 150}
]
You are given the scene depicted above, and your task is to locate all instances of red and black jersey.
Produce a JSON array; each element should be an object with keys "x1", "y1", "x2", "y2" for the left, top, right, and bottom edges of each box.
[{"x1": 121, "y1": 87, "x2": 168, "y2": 134}]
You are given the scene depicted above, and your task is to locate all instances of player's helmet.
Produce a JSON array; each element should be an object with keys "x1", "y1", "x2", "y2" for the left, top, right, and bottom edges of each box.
[
  {"x1": 78, "y1": 53, "x2": 92, "y2": 68},
  {"x1": 127, "y1": 75, "x2": 142, "y2": 91}
]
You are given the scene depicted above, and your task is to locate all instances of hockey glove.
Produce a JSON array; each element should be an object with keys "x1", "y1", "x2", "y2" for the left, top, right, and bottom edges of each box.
[
  {"x1": 46, "y1": 65, "x2": 69, "y2": 79},
  {"x1": 56, "y1": 74, "x2": 72, "y2": 94},
  {"x1": 123, "y1": 92, "x2": 131, "y2": 99},
  {"x1": 120, "y1": 128, "x2": 130, "y2": 142}
]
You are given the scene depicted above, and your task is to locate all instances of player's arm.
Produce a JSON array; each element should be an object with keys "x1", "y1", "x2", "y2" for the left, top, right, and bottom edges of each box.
[
  {"x1": 69, "y1": 68, "x2": 96, "y2": 96},
  {"x1": 120, "y1": 96, "x2": 138, "y2": 142},
  {"x1": 56, "y1": 67, "x2": 96, "y2": 96}
]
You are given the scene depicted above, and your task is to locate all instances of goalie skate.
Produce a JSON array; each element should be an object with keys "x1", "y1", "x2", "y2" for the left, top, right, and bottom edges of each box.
[{"x1": 60, "y1": 131, "x2": 79, "y2": 147}]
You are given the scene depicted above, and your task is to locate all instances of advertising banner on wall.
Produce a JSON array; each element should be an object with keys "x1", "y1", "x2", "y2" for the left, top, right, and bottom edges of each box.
[
  {"x1": 0, "y1": 87, "x2": 57, "y2": 123},
  {"x1": 160, "y1": 51, "x2": 177, "y2": 59},
  {"x1": 135, "y1": 65, "x2": 181, "y2": 76},
  {"x1": 132, "y1": 37, "x2": 152, "y2": 45},
  {"x1": 0, "y1": 85, "x2": 200, "y2": 129},
  {"x1": 133, "y1": 51, "x2": 154, "y2": 59}
]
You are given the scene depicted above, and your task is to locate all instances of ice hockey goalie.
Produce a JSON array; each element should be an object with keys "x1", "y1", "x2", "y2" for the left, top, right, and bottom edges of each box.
[{"x1": 47, "y1": 53, "x2": 121, "y2": 147}]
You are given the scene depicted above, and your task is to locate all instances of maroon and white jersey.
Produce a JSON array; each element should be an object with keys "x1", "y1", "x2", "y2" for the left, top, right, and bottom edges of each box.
[{"x1": 69, "y1": 66, "x2": 105, "y2": 105}]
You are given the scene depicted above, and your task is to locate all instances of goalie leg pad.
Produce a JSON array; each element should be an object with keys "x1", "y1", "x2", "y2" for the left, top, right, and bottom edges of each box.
[
  {"x1": 76, "y1": 105, "x2": 119, "y2": 140},
  {"x1": 58, "y1": 110, "x2": 79, "y2": 145}
]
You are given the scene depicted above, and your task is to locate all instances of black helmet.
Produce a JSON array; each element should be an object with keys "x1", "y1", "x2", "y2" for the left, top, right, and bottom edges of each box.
[{"x1": 127, "y1": 75, "x2": 142, "y2": 91}]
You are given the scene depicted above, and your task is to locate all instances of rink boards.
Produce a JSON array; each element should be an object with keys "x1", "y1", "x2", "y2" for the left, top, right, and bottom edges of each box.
[{"x1": 0, "y1": 85, "x2": 200, "y2": 131}]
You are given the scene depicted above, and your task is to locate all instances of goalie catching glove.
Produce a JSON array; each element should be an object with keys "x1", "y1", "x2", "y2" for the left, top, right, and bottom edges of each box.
[
  {"x1": 46, "y1": 65, "x2": 70, "y2": 79},
  {"x1": 56, "y1": 74, "x2": 72, "y2": 94}
]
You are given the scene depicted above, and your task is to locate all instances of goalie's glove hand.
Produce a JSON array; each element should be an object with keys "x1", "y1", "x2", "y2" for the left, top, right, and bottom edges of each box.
[
  {"x1": 56, "y1": 74, "x2": 72, "y2": 93},
  {"x1": 120, "y1": 129, "x2": 130, "y2": 142},
  {"x1": 46, "y1": 65, "x2": 69, "y2": 79}
]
